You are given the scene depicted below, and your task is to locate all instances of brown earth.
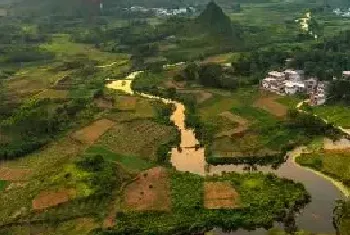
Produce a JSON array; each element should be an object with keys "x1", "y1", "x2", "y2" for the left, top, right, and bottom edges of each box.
[
  {"x1": 163, "y1": 80, "x2": 186, "y2": 89},
  {"x1": 72, "y1": 119, "x2": 115, "y2": 144},
  {"x1": 94, "y1": 97, "x2": 114, "y2": 109},
  {"x1": 32, "y1": 188, "x2": 76, "y2": 211},
  {"x1": 0, "y1": 167, "x2": 32, "y2": 181},
  {"x1": 202, "y1": 53, "x2": 233, "y2": 64},
  {"x1": 204, "y1": 182, "x2": 240, "y2": 209},
  {"x1": 122, "y1": 167, "x2": 171, "y2": 211},
  {"x1": 215, "y1": 111, "x2": 249, "y2": 138},
  {"x1": 117, "y1": 96, "x2": 137, "y2": 111},
  {"x1": 254, "y1": 96, "x2": 287, "y2": 117}
]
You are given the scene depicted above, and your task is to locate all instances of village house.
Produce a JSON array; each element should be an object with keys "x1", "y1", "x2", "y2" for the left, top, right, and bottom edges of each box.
[
  {"x1": 284, "y1": 69, "x2": 304, "y2": 81},
  {"x1": 310, "y1": 81, "x2": 330, "y2": 106},
  {"x1": 261, "y1": 70, "x2": 329, "y2": 106},
  {"x1": 0, "y1": 8, "x2": 8, "y2": 17},
  {"x1": 304, "y1": 78, "x2": 318, "y2": 94},
  {"x1": 343, "y1": 71, "x2": 350, "y2": 79},
  {"x1": 261, "y1": 71, "x2": 286, "y2": 95},
  {"x1": 284, "y1": 80, "x2": 305, "y2": 95}
]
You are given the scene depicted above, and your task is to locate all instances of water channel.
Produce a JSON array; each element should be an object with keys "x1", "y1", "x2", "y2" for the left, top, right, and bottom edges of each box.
[{"x1": 107, "y1": 71, "x2": 348, "y2": 235}]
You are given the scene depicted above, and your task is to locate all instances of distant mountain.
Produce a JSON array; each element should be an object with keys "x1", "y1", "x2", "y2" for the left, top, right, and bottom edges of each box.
[{"x1": 196, "y1": 1, "x2": 233, "y2": 37}]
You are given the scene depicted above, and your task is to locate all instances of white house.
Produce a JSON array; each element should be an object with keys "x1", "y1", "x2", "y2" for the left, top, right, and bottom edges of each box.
[
  {"x1": 284, "y1": 80, "x2": 305, "y2": 94},
  {"x1": 284, "y1": 69, "x2": 304, "y2": 81},
  {"x1": 261, "y1": 70, "x2": 329, "y2": 106},
  {"x1": 343, "y1": 71, "x2": 350, "y2": 79}
]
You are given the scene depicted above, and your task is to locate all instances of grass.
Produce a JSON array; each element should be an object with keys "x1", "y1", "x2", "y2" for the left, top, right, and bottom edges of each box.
[
  {"x1": 231, "y1": 106, "x2": 277, "y2": 126},
  {"x1": 40, "y1": 34, "x2": 129, "y2": 65},
  {"x1": 198, "y1": 89, "x2": 308, "y2": 163},
  {"x1": 0, "y1": 180, "x2": 8, "y2": 191},
  {"x1": 85, "y1": 146, "x2": 153, "y2": 172},
  {"x1": 297, "y1": 151, "x2": 350, "y2": 187},
  {"x1": 311, "y1": 105, "x2": 350, "y2": 128},
  {"x1": 97, "y1": 119, "x2": 178, "y2": 162},
  {"x1": 276, "y1": 96, "x2": 302, "y2": 109}
]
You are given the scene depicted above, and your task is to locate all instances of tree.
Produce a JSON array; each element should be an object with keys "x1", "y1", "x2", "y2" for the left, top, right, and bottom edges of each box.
[
  {"x1": 328, "y1": 80, "x2": 350, "y2": 105},
  {"x1": 184, "y1": 62, "x2": 199, "y2": 81},
  {"x1": 198, "y1": 64, "x2": 223, "y2": 88}
]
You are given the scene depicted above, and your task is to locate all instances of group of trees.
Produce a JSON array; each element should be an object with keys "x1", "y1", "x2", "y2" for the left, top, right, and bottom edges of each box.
[
  {"x1": 0, "y1": 98, "x2": 91, "y2": 160},
  {"x1": 175, "y1": 62, "x2": 239, "y2": 89},
  {"x1": 285, "y1": 109, "x2": 341, "y2": 138},
  {"x1": 327, "y1": 79, "x2": 350, "y2": 105}
]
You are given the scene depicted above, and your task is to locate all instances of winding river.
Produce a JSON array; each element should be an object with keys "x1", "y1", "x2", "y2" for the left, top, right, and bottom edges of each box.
[{"x1": 107, "y1": 71, "x2": 348, "y2": 234}]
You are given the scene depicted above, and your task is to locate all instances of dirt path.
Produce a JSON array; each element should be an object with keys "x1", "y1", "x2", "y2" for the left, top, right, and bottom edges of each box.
[{"x1": 214, "y1": 111, "x2": 249, "y2": 138}]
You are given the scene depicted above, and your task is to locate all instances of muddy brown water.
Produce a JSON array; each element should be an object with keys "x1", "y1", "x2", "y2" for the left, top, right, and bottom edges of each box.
[{"x1": 107, "y1": 71, "x2": 347, "y2": 235}]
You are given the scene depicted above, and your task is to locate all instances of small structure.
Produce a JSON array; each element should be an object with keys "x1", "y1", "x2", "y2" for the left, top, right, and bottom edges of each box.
[
  {"x1": 343, "y1": 71, "x2": 350, "y2": 79},
  {"x1": 310, "y1": 81, "x2": 329, "y2": 106},
  {"x1": 304, "y1": 78, "x2": 318, "y2": 94},
  {"x1": 0, "y1": 8, "x2": 8, "y2": 17}
]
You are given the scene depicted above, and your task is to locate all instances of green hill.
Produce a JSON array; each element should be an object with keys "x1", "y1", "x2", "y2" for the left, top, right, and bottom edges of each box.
[{"x1": 196, "y1": 1, "x2": 233, "y2": 37}]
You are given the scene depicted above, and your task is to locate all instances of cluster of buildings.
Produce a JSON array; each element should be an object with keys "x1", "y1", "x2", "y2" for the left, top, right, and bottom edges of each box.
[
  {"x1": 0, "y1": 8, "x2": 8, "y2": 17},
  {"x1": 127, "y1": 6, "x2": 196, "y2": 17},
  {"x1": 333, "y1": 8, "x2": 350, "y2": 17},
  {"x1": 262, "y1": 70, "x2": 350, "y2": 106},
  {"x1": 261, "y1": 70, "x2": 330, "y2": 106}
]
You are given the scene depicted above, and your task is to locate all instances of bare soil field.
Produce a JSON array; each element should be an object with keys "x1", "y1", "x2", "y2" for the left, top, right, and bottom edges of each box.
[
  {"x1": 163, "y1": 79, "x2": 187, "y2": 89},
  {"x1": 32, "y1": 188, "x2": 76, "y2": 211},
  {"x1": 254, "y1": 96, "x2": 287, "y2": 117},
  {"x1": 94, "y1": 97, "x2": 114, "y2": 109},
  {"x1": 0, "y1": 167, "x2": 32, "y2": 181},
  {"x1": 72, "y1": 119, "x2": 115, "y2": 144},
  {"x1": 122, "y1": 167, "x2": 171, "y2": 211},
  {"x1": 117, "y1": 96, "x2": 137, "y2": 111},
  {"x1": 215, "y1": 111, "x2": 249, "y2": 138},
  {"x1": 204, "y1": 182, "x2": 240, "y2": 209}
]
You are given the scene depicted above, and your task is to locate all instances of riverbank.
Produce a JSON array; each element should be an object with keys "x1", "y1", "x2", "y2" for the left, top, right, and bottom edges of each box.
[{"x1": 290, "y1": 148, "x2": 350, "y2": 198}]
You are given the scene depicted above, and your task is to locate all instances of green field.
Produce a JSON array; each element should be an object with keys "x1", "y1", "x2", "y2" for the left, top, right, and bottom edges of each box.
[
  {"x1": 85, "y1": 146, "x2": 153, "y2": 172},
  {"x1": 297, "y1": 151, "x2": 350, "y2": 187},
  {"x1": 0, "y1": 180, "x2": 8, "y2": 192},
  {"x1": 111, "y1": 170, "x2": 309, "y2": 234},
  {"x1": 312, "y1": 105, "x2": 350, "y2": 128}
]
